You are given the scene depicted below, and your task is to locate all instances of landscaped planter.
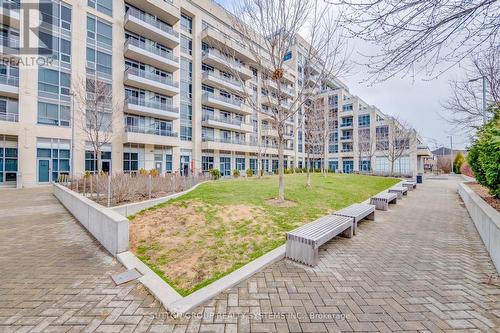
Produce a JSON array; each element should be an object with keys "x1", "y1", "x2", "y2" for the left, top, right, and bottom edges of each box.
[{"x1": 458, "y1": 182, "x2": 500, "y2": 274}]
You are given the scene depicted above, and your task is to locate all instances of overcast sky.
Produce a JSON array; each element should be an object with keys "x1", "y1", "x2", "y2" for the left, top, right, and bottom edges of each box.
[{"x1": 215, "y1": 0, "x2": 470, "y2": 149}]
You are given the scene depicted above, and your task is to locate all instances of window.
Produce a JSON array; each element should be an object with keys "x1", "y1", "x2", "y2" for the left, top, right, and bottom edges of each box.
[
  {"x1": 88, "y1": 0, "x2": 112, "y2": 16},
  {"x1": 87, "y1": 16, "x2": 112, "y2": 47},
  {"x1": 202, "y1": 156, "x2": 214, "y2": 172},
  {"x1": 180, "y1": 35, "x2": 192, "y2": 55},
  {"x1": 85, "y1": 150, "x2": 111, "y2": 172},
  {"x1": 39, "y1": 32, "x2": 71, "y2": 64},
  {"x1": 341, "y1": 117, "x2": 353, "y2": 127},
  {"x1": 87, "y1": 47, "x2": 112, "y2": 76},
  {"x1": 283, "y1": 51, "x2": 292, "y2": 61},
  {"x1": 359, "y1": 160, "x2": 371, "y2": 172},
  {"x1": 38, "y1": 68, "x2": 70, "y2": 96},
  {"x1": 36, "y1": 139, "x2": 70, "y2": 182},
  {"x1": 40, "y1": 2, "x2": 72, "y2": 31},
  {"x1": 358, "y1": 114, "x2": 370, "y2": 127},
  {"x1": 38, "y1": 102, "x2": 70, "y2": 127},
  {"x1": 181, "y1": 14, "x2": 192, "y2": 33},
  {"x1": 236, "y1": 158, "x2": 245, "y2": 171},
  {"x1": 180, "y1": 126, "x2": 192, "y2": 141},
  {"x1": 123, "y1": 152, "x2": 138, "y2": 172},
  {"x1": 249, "y1": 158, "x2": 257, "y2": 174},
  {"x1": 342, "y1": 104, "x2": 353, "y2": 112},
  {"x1": 0, "y1": 144, "x2": 18, "y2": 183}
]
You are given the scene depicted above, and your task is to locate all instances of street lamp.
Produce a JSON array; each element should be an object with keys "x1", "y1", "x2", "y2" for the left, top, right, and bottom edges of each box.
[
  {"x1": 447, "y1": 135, "x2": 453, "y2": 174},
  {"x1": 468, "y1": 76, "x2": 487, "y2": 125},
  {"x1": 70, "y1": 91, "x2": 75, "y2": 182}
]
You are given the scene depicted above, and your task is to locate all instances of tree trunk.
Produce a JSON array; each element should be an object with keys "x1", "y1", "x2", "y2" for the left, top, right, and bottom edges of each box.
[
  {"x1": 306, "y1": 153, "x2": 311, "y2": 188},
  {"x1": 96, "y1": 148, "x2": 101, "y2": 174},
  {"x1": 278, "y1": 137, "x2": 285, "y2": 201}
]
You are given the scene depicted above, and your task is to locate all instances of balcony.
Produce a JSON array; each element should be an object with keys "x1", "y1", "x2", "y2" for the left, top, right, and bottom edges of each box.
[
  {"x1": 201, "y1": 136, "x2": 258, "y2": 153},
  {"x1": 202, "y1": 113, "x2": 253, "y2": 132},
  {"x1": 261, "y1": 95, "x2": 290, "y2": 109},
  {"x1": 201, "y1": 71, "x2": 245, "y2": 94},
  {"x1": 124, "y1": 38, "x2": 179, "y2": 72},
  {"x1": 340, "y1": 122, "x2": 353, "y2": 129},
  {"x1": 202, "y1": 49, "x2": 253, "y2": 80},
  {"x1": 125, "y1": 97, "x2": 179, "y2": 120},
  {"x1": 202, "y1": 92, "x2": 251, "y2": 115},
  {"x1": 261, "y1": 125, "x2": 278, "y2": 137},
  {"x1": 0, "y1": 112, "x2": 17, "y2": 122},
  {"x1": 267, "y1": 80, "x2": 295, "y2": 98},
  {"x1": 201, "y1": 26, "x2": 253, "y2": 62},
  {"x1": 123, "y1": 124, "x2": 179, "y2": 146},
  {"x1": 339, "y1": 136, "x2": 353, "y2": 141},
  {"x1": 124, "y1": 7, "x2": 179, "y2": 48},
  {"x1": 0, "y1": 35, "x2": 19, "y2": 56},
  {"x1": 0, "y1": 73, "x2": 18, "y2": 97},
  {"x1": 124, "y1": 0, "x2": 179, "y2": 25},
  {"x1": 124, "y1": 68, "x2": 179, "y2": 97},
  {"x1": 0, "y1": 1, "x2": 20, "y2": 27}
]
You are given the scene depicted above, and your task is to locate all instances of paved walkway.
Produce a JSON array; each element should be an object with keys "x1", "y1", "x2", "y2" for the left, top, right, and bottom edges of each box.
[{"x1": 1, "y1": 178, "x2": 499, "y2": 332}]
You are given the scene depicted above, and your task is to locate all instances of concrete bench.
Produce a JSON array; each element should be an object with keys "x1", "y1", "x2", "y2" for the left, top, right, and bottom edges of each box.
[
  {"x1": 388, "y1": 186, "x2": 408, "y2": 199},
  {"x1": 370, "y1": 192, "x2": 398, "y2": 211},
  {"x1": 333, "y1": 203, "x2": 375, "y2": 235},
  {"x1": 286, "y1": 215, "x2": 353, "y2": 266},
  {"x1": 402, "y1": 181, "x2": 417, "y2": 190}
]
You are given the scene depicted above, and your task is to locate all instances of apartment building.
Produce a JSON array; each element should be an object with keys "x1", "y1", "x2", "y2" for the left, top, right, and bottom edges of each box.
[{"x1": 0, "y1": 0, "x2": 429, "y2": 188}]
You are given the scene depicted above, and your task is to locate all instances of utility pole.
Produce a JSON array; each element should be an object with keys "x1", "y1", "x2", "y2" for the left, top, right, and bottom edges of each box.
[
  {"x1": 70, "y1": 91, "x2": 75, "y2": 182},
  {"x1": 448, "y1": 135, "x2": 453, "y2": 174}
]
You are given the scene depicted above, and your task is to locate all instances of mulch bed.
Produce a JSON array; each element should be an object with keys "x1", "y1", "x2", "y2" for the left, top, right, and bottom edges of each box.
[{"x1": 467, "y1": 183, "x2": 500, "y2": 212}]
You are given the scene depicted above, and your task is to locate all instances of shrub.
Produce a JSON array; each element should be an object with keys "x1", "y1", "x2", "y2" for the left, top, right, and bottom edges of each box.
[
  {"x1": 139, "y1": 168, "x2": 148, "y2": 175},
  {"x1": 210, "y1": 169, "x2": 221, "y2": 180},
  {"x1": 467, "y1": 106, "x2": 500, "y2": 198},
  {"x1": 149, "y1": 169, "x2": 159, "y2": 177},
  {"x1": 284, "y1": 168, "x2": 293, "y2": 174},
  {"x1": 246, "y1": 169, "x2": 252, "y2": 177},
  {"x1": 453, "y1": 152, "x2": 465, "y2": 174},
  {"x1": 232, "y1": 169, "x2": 240, "y2": 177},
  {"x1": 460, "y1": 161, "x2": 474, "y2": 178},
  {"x1": 294, "y1": 167, "x2": 301, "y2": 173}
]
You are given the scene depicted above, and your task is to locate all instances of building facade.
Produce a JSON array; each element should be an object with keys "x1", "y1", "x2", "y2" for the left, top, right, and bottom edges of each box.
[{"x1": 0, "y1": 0, "x2": 429, "y2": 188}]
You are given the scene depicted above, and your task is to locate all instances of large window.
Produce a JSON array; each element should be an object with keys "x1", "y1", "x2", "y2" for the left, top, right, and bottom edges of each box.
[
  {"x1": 202, "y1": 156, "x2": 214, "y2": 172},
  {"x1": 0, "y1": 141, "x2": 17, "y2": 183},
  {"x1": 165, "y1": 154, "x2": 172, "y2": 173},
  {"x1": 358, "y1": 114, "x2": 370, "y2": 127},
  {"x1": 88, "y1": 0, "x2": 112, "y2": 16},
  {"x1": 249, "y1": 158, "x2": 257, "y2": 174},
  {"x1": 123, "y1": 152, "x2": 138, "y2": 173},
  {"x1": 236, "y1": 157, "x2": 245, "y2": 171},
  {"x1": 180, "y1": 35, "x2": 192, "y2": 55},
  {"x1": 38, "y1": 102, "x2": 70, "y2": 127},
  {"x1": 38, "y1": 68, "x2": 70, "y2": 96},
  {"x1": 87, "y1": 16, "x2": 112, "y2": 47},
  {"x1": 39, "y1": 32, "x2": 71, "y2": 64},
  {"x1": 36, "y1": 139, "x2": 70, "y2": 183},
  {"x1": 181, "y1": 14, "x2": 192, "y2": 34},
  {"x1": 40, "y1": 2, "x2": 72, "y2": 31},
  {"x1": 87, "y1": 47, "x2": 112, "y2": 76}
]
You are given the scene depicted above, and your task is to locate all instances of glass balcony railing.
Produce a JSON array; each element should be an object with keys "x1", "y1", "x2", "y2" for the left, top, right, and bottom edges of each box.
[
  {"x1": 0, "y1": 74, "x2": 18, "y2": 86},
  {"x1": 125, "y1": 37, "x2": 178, "y2": 63},
  {"x1": 202, "y1": 71, "x2": 241, "y2": 88},
  {"x1": 0, "y1": 35, "x2": 19, "y2": 49},
  {"x1": 0, "y1": 112, "x2": 18, "y2": 122},
  {"x1": 125, "y1": 7, "x2": 179, "y2": 39},
  {"x1": 202, "y1": 48, "x2": 242, "y2": 69},
  {"x1": 202, "y1": 136, "x2": 249, "y2": 145},
  {"x1": 125, "y1": 67, "x2": 179, "y2": 88},
  {"x1": 202, "y1": 91, "x2": 242, "y2": 107},
  {"x1": 126, "y1": 97, "x2": 178, "y2": 113},
  {"x1": 202, "y1": 112, "x2": 247, "y2": 126},
  {"x1": 124, "y1": 124, "x2": 177, "y2": 137}
]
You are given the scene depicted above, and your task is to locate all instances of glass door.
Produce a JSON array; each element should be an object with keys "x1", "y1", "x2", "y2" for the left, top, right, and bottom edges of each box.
[{"x1": 220, "y1": 157, "x2": 231, "y2": 176}]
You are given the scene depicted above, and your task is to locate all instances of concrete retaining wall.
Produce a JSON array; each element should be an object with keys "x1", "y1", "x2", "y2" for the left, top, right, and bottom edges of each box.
[
  {"x1": 458, "y1": 182, "x2": 500, "y2": 274},
  {"x1": 111, "y1": 181, "x2": 209, "y2": 217},
  {"x1": 53, "y1": 183, "x2": 129, "y2": 256}
]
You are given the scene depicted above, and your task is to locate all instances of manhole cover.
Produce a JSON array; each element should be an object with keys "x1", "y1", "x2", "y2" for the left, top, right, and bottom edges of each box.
[{"x1": 111, "y1": 268, "x2": 142, "y2": 285}]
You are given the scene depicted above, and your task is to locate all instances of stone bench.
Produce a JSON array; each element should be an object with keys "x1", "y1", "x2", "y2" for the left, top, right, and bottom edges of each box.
[
  {"x1": 370, "y1": 192, "x2": 398, "y2": 211},
  {"x1": 388, "y1": 186, "x2": 408, "y2": 199},
  {"x1": 286, "y1": 215, "x2": 353, "y2": 266},
  {"x1": 333, "y1": 203, "x2": 375, "y2": 235},
  {"x1": 402, "y1": 181, "x2": 417, "y2": 190}
]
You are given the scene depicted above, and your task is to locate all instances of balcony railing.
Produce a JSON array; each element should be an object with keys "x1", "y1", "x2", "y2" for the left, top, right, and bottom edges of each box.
[
  {"x1": 1, "y1": 1, "x2": 20, "y2": 11},
  {"x1": 202, "y1": 92, "x2": 242, "y2": 107},
  {"x1": 202, "y1": 26, "x2": 247, "y2": 51},
  {"x1": 0, "y1": 112, "x2": 18, "y2": 122},
  {"x1": 202, "y1": 136, "x2": 249, "y2": 145},
  {"x1": 202, "y1": 48, "x2": 242, "y2": 69},
  {"x1": 202, "y1": 113, "x2": 246, "y2": 126},
  {"x1": 125, "y1": 37, "x2": 178, "y2": 63},
  {"x1": 0, "y1": 35, "x2": 19, "y2": 49},
  {"x1": 126, "y1": 97, "x2": 178, "y2": 113},
  {"x1": 0, "y1": 74, "x2": 18, "y2": 86},
  {"x1": 340, "y1": 136, "x2": 352, "y2": 140},
  {"x1": 126, "y1": 7, "x2": 179, "y2": 39},
  {"x1": 125, "y1": 124, "x2": 177, "y2": 137},
  {"x1": 125, "y1": 67, "x2": 179, "y2": 88},
  {"x1": 202, "y1": 71, "x2": 241, "y2": 88},
  {"x1": 340, "y1": 123, "x2": 353, "y2": 127}
]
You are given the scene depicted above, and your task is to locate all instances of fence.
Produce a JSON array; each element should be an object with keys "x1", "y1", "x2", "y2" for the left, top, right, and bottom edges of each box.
[{"x1": 62, "y1": 172, "x2": 212, "y2": 207}]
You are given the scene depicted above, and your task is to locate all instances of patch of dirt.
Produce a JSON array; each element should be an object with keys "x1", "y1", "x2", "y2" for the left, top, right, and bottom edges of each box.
[
  {"x1": 265, "y1": 198, "x2": 298, "y2": 207},
  {"x1": 129, "y1": 200, "x2": 278, "y2": 293},
  {"x1": 467, "y1": 183, "x2": 500, "y2": 212}
]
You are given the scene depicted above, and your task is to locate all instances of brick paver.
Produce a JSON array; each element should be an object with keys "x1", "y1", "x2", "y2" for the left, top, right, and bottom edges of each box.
[{"x1": 1, "y1": 178, "x2": 499, "y2": 332}]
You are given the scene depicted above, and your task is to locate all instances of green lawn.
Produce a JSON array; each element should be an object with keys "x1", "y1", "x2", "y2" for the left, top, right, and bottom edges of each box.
[{"x1": 129, "y1": 173, "x2": 399, "y2": 295}]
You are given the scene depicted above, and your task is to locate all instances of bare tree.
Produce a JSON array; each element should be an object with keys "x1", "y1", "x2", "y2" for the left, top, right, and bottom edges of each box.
[
  {"x1": 303, "y1": 102, "x2": 325, "y2": 187},
  {"x1": 436, "y1": 156, "x2": 452, "y2": 174},
  {"x1": 212, "y1": 0, "x2": 349, "y2": 201},
  {"x1": 329, "y1": 0, "x2": 499, "y2": 81},
  {"x1": 358, "y1": 127, "x2": 376, "y2": 173},
  {"x1": 442, "y1": 46, "x2": 500, "y2": 135},
  {"x1": 73, "y1": 76, "x2": 119, "y2": 173},
  {"x1": 382, "y1": 117, "x2": 417, "y2": 176}
]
